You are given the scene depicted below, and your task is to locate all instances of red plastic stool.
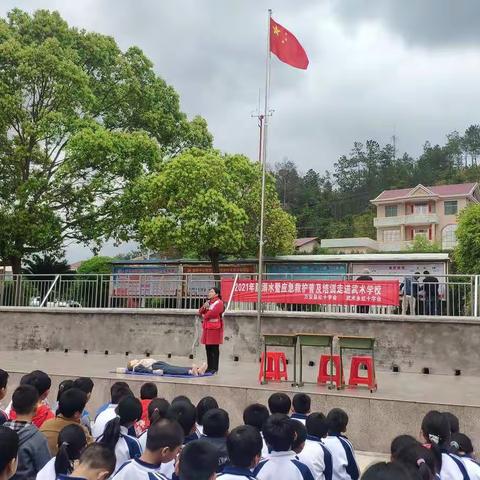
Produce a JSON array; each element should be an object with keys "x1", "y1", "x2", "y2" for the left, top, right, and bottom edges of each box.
[
  {"x1": 317, "y1": 354, "x2": 343, "y2": 387},
  {"x1": 259, "y1": 352, "x2": 288, "y2": 382},
  {"x1": 348, "y1": 355, "x2": 377, "y2": 391}
]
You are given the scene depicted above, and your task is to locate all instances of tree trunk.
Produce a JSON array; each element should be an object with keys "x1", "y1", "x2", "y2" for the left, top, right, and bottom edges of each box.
[
  {"x1": 10, "y1": 256, "x2": 22, "y2": 275},
  {"x1": 207, "y1": 249, "x2": 221, "y2": 286}
]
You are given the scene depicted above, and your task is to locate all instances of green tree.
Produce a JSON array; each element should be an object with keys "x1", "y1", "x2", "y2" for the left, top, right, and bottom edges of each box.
[
  {"x1": 406, "y1": 235, "x2": 441, "y2": 253},
  {"x1": 24, "y1": 253, "x2": 72, "y2": 275},
  {"x1": 454, "y1": 204, "x2": 480, "y2": 273},
  {"x1": 352, "y1": 209, "x2": 376, "y2": 238},
  {"x1": 77, "y1": 256, "x2": 113, "y2": 275},
  {"x1": 136, "y1": 149, "x2": 296, "y2": 273},
  {"x1": 0, "y1": 9, "x2": 212, "y2": 273}
]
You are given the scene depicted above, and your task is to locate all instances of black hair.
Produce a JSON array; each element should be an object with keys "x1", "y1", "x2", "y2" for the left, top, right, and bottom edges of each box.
[
  {"x1": 172, "y1": 395, "x2": 193, "y2": 405},
  {"x1": 423, "y1": 271, "x2": 430, "y2": 275},
  {"x1": 243, "y1": 403, "x2": 270, "y2": 432},
  {"x1": 291, "y1": 419, "x2": 307, "y2": 452},
  {"x1": 227, "y1": 425, "x2": 263, "y2": 469},
  {"x1": 166, "y1": 401, "x2": 197, "y2": 437},
  {"x1": 268, "y1": 392, "x2": 291, "y2": 415},
  {"x1": 0, "y1": 426, "x2": 19, "y2": 472},
  {"x1": 394, "y1": 444, "x2": 436, "y2": 480},
  {"x1": 178, "y1": 440, "x2": 219, "y2": 480},
  {"x1": 78, "y1": 443, "x2": 116, "y2": 476},
  {"x1": 292, "y1": 393, "x2": 311, "y2": 415},
  {"x1": 21, "y1": 370, "x2": 51, "y2": 396},
  {"x1": 451, "y1": 432, "x2": 474, "y2": 456},
  {"x1": 202, "y1": 408, "x2": 229, "y2": 438},
  {"x1": 421, "y1": 410, "x2": 451, "y2": 449},
  {"x1": 210, "y1": 287, "x2": 222, "y2": 299},
  {"x1": 56, "y1": 380, "x2": 74, "y2": 402},
  {"x1": 391, "y1": 435, "x2": 419, "y2": 459},
  {"x1": 140, "y1": 382, "x2": 158, "y2": 400},
  {"x1": 327, "y1": 408, "x2": 349, "y2": 434},
  {"x1": 73, "y1": 377, "x2": 94, "y2": 395},
  {"x1": 58, "y1": 388, "x2": 88, "y2": 418},
  {"x1": 306, "y1": 412, "x2": 329, "y2": 439},
  {"x1": 262, "y1": 413, "x2": 295, "y2": 452},
  {"x1": 361, "y1": 462, "x2": 415, "y2": 480},
  {"x1": 148, "y1": 398, "x2": 171, "y2": 425},
  {"x1": 99, "y1": 396, "x2": 142, "y2": 452},
  {"x1": 442, "y1": 412, "x2": 460, "y2": 435},
  {"x1": 146, "y1": 419, "x2": 184, "y2": 452},
  {"x1": 54, "y1": 424, "x2": 88, "y2": 475},
  {"x1": 196, "y1": 396, "x2": 218, "y2": 426},
  {"x1": 0, "y1": 369, "x2": 9, "y2": 390},
  {"x1": 11, "y1": 384, "x2": 39, "y2": 415},
  {"x1": 110, "y1": 381, "x2": 131, "y2": 404}
]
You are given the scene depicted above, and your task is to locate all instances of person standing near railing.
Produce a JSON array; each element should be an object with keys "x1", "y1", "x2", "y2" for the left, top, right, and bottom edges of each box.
[
  {"x1": 400, "y1": 272, "x2": 420, "y2": 315},
  {"x1": 423, "y1": 271, "x2": 439, "y2": 316},
  {"x1": 199, "y1": 287, "x2": 224, "y2": 374}
]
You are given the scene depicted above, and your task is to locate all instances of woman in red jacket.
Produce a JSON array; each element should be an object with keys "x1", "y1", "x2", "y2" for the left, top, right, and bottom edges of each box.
[{"x1": 199, "y1": 287, "x2": 224, "y2": 374}]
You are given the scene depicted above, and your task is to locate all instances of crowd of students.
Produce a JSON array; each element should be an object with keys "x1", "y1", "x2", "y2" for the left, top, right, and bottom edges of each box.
[{"x1": 0, "y1": 367, "x2": 477, "y2": 480}]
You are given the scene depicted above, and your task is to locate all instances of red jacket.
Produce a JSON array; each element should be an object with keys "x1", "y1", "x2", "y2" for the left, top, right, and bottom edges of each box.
[
  {"x1": 199, "y1": 298, "x2": 224, "y2": 345},
  {"x1": 10, "y1": 403, "x2": 54, "y2": 428}
]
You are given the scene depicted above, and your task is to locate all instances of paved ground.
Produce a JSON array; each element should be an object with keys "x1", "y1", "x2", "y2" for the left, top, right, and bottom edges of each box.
[{"x1": 1, "y1": 349, "x2": 478, "y2": 407}]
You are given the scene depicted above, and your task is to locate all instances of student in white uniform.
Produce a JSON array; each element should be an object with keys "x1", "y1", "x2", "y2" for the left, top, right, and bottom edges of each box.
[
  {"x1": 290, "y1": 394, "x2": 311, "y2": 425},
  {"x1": 113, "y1": 419, "x2": 184, "y2": 480},
  {"x1": 217, "y1": 425, "x2": 263, "y2": 480},
  {"x1": 451, "y1": 433, "x2": 480, "y2": 480},
  {"x1": 92, "y1": 383, "x2": 133, "y2": 440},
  {"x1": 97, "y1": 396, "x2": 143, "y2": 474},
  {"x1": 196, "y1": 397, "x2": 218, "y2": 437},
  {"x1": 177, "y1": 440, "x2": 218, "y2": 480},
  {"x1": 267, "y1": 393, "x2": 291, "y2": 415},
  {"x1": 37, "y1": 424, "x2": 87, "y2": 480},
  {"x1": 300, "y1": 413, "x2": 333, "y2": 480},
  {"x1": 138, "y1": 398, "x2": 171, "y2": 451},
  {"x1": 421, "y1": 410, "x2": 470, "y2": 480},
  {"x1": 253, "y1": 414, "x2": 314, "y2": 480},
  {"x1": 393, "y1": 442, "x2": 438, "y2": 480},
  {"x1": 60, "y1": 443, "x2": 116, "y2": 480},
  {"x1": 323, "y1": 409, "x2": 359, "y2": 480},
  {"x1": 243, "y1": 403, "x2": 270, "y2": 460}
]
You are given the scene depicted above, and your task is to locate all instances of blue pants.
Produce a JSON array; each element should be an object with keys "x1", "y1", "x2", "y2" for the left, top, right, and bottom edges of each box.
[{"x1": 132, "y1": 361, "x2": 191, "y2": 375}]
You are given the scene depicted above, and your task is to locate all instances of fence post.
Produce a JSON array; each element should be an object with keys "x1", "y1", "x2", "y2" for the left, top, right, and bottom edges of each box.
[{"x1": 474, "y1": 275, "x2": 479, "y2": 317}]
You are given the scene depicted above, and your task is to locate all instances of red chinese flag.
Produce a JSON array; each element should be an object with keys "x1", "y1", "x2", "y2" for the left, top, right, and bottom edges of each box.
[{"x1": 270, "y1": 18, "x2": 309, "y2": 70}]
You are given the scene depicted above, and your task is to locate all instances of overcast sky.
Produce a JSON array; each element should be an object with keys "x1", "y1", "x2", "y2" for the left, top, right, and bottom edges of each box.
[{"x1": 2, "y1": 0, "x2": 480, "y2": 261}]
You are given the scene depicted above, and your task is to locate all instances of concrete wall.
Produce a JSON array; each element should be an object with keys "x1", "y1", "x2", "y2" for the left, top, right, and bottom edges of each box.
[{"x1": 0, "y1": 308, "x2": 479, "y2": 375}]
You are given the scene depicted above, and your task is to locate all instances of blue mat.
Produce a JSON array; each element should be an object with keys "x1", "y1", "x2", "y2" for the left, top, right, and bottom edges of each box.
[{"x1": 112, "y1": 370, "x2": 214, "y2": 378}]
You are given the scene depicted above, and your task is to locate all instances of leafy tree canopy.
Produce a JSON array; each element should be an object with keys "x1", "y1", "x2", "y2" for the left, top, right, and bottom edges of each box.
[
  {"x1": 135, "y1": 149, "x2": 296, "y2": 272},
  {"x1": 0, "y1": 9, "x2": 212, "y2": 273}
]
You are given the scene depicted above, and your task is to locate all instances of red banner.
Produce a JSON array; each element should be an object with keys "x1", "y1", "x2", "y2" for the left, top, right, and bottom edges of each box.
[{"x1": 221, "y1": 279, "x2": 399, "y2": 306}]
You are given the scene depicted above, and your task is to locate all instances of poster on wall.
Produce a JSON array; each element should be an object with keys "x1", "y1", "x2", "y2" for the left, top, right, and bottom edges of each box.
[
  {"x1": 266, "y1": 263, "x2": 347, "y2": 280},
  {"x1": 111, "y1": 265, "x2": 180, "y2": 297},
  {"x1": 351, "y1": 262, "x2": 446, "y2": 281}
]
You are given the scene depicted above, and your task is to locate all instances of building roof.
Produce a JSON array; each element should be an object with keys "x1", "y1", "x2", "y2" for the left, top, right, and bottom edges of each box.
[
  {"x1": 372, "y1": 182, "x2": 478, "y2": 202},
  {"x1": 294, "y1": 237, "x2": 319, "y2": 248}
]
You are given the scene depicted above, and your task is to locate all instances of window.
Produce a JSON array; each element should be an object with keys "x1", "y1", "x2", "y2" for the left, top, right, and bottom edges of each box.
[
  {"x1": 442, "y1": 224, "x2": 457, "y2": 249},
  {"x1": 413, "y1": 228, "x2": 428, "y2": 239},
  {"x1": 383, "y1": 229, "x2": 400, "y2": 243},
  {"x1": 413, "y1": 203, "x2": 428, "y2": 214},
  {"x1": 385, "y1": 205, "x2": 398, "y2": 217},
  {"x1": 444, "y1": 200, "x2": 458, "y2": 215}
]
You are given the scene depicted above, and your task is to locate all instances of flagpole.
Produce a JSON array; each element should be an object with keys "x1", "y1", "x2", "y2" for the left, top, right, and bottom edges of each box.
[{"x1": 256, "y1": 8, "x2": 272, "y2": 366}]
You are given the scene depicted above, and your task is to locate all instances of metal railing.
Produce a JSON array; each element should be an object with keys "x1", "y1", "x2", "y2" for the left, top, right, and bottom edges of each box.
[{"x1": 0, "y1": 272, "x2": 478, "y2": 317}]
